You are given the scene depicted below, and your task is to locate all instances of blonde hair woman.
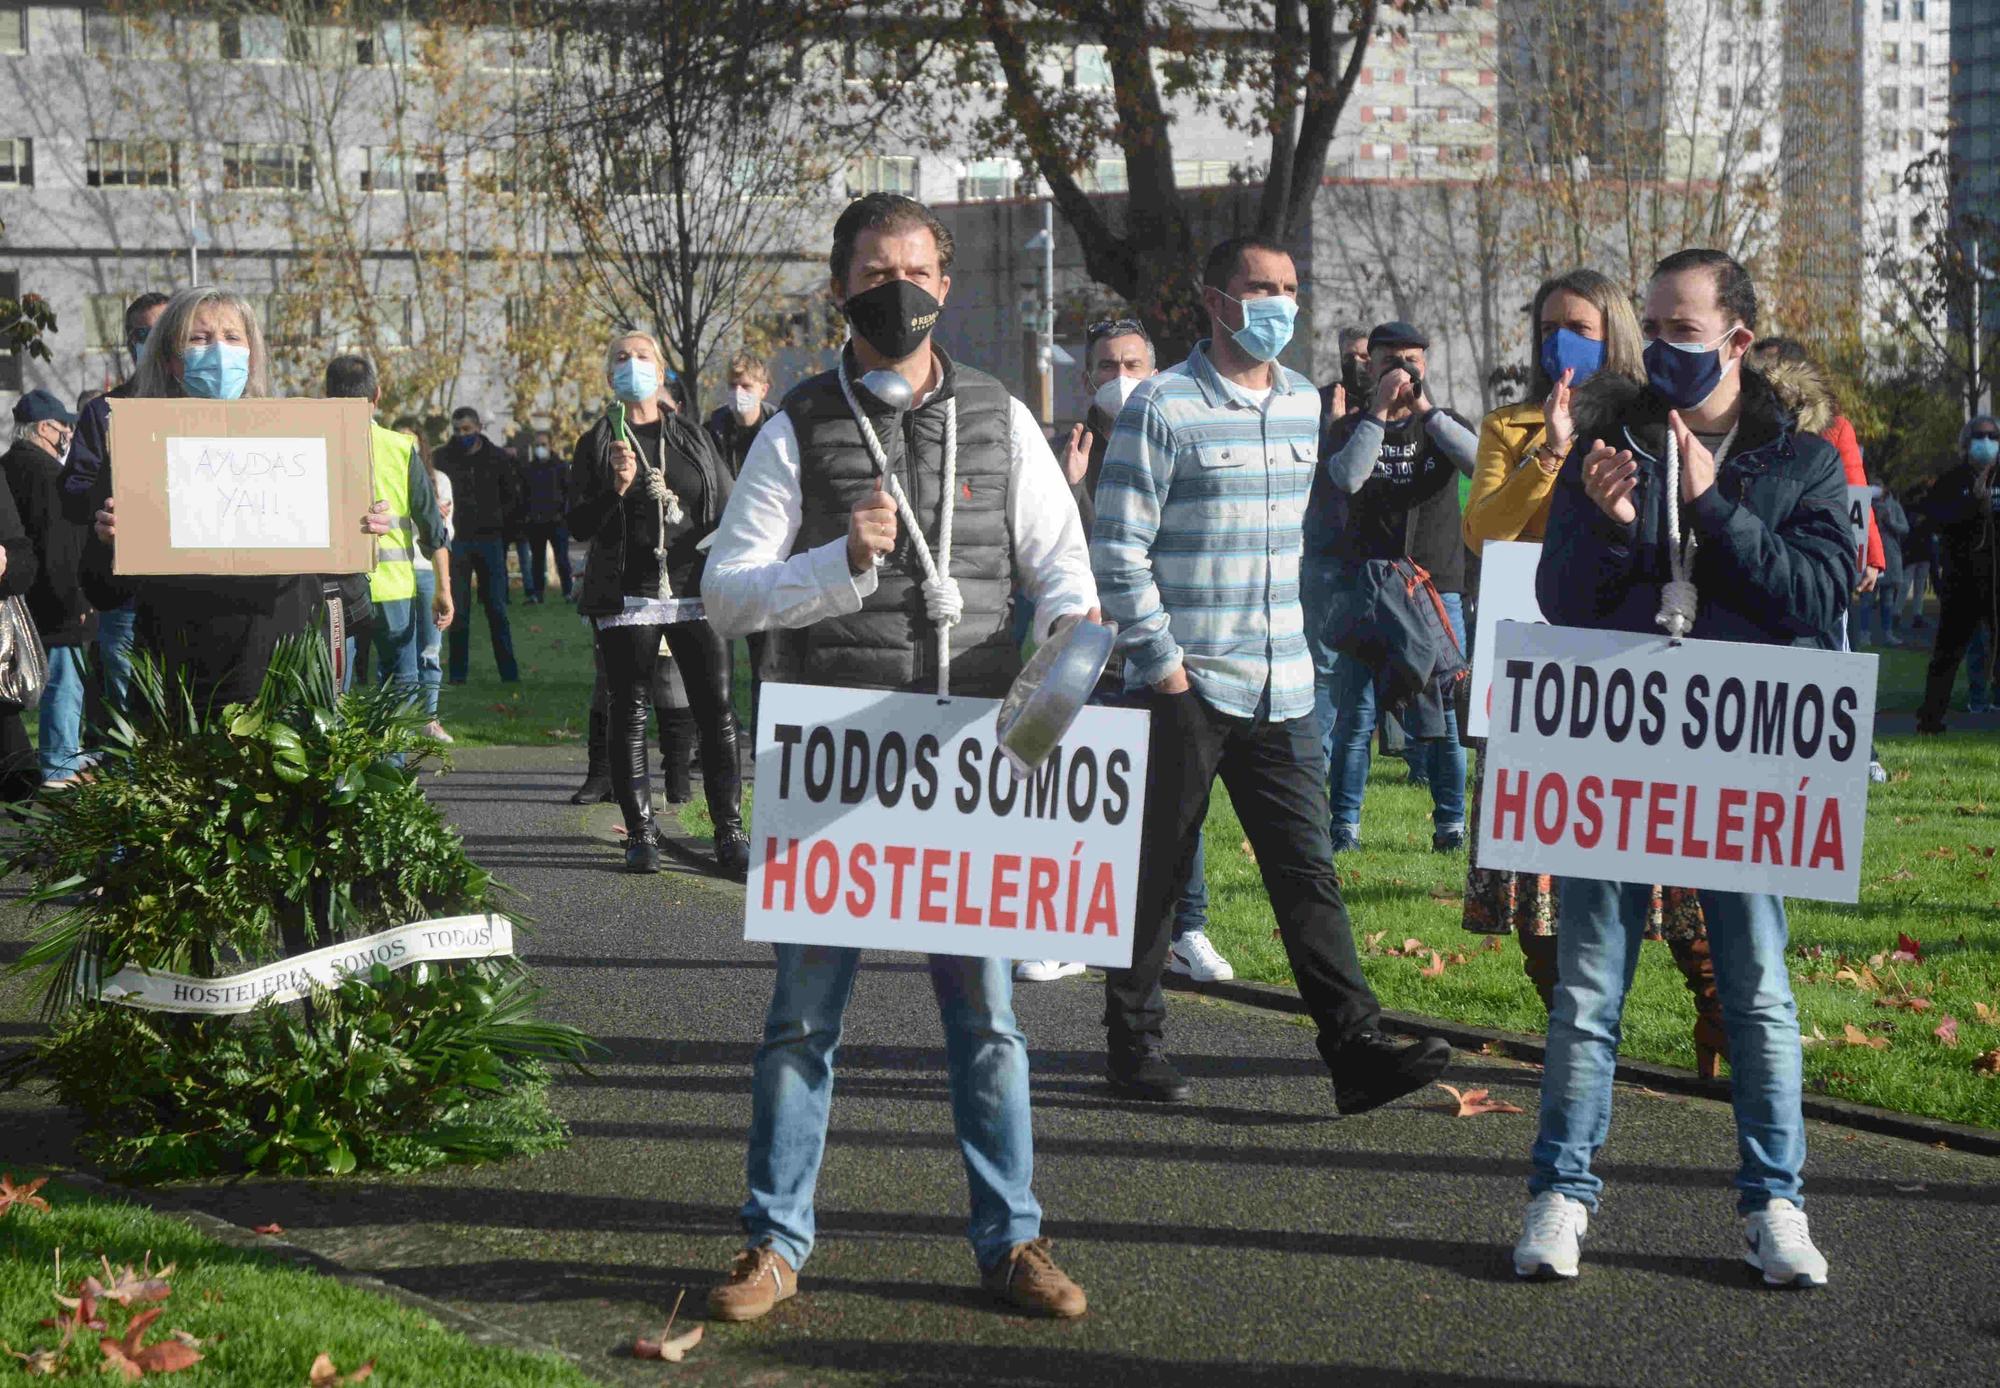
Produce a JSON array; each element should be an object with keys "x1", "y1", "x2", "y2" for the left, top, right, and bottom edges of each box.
[
  {"x1": 1460, "y1": 269, "x2": 1725, "y2": 1078},
  {"x1": 82, "y1": 286, "x2": 391, "y2": 711}
]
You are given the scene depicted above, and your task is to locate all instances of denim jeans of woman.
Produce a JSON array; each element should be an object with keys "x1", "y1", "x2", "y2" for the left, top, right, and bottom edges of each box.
[
  {"x1": 414, "y1": 568, "x2": 444, "y2": 718},
  {"x1": 1326, "y1": 589, "x2": 1467, "y2": 837},
  {"x1": 1530, "y1": 878, "x2": 1805, "y2": 1214}
]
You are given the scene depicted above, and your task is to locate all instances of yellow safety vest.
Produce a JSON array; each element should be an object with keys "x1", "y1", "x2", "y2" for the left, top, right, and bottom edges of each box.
[{"x1": 366, "y1": 421, "x2": 419, "y2": 603}]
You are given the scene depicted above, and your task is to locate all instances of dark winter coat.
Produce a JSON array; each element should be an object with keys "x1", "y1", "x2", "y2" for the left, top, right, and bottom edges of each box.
[
  {"x1": 434, "y1": 435, "x2": 522, "y2": 542},
  {"x1": 567, "y1": 408, "x2": 733, "y2": 618},
  {"x1": 2, "y1": 437, "x2": 94, "y2": 647},
  {"x1": 1925, "y1": 459, "x2": 1996, "y2": 597},
  {"x1": 1536, "y1": 361, "x2": 1854, "y2": 649},
  {"x1": 704, "y1": 401, "x2": 777, "y2": 479}
]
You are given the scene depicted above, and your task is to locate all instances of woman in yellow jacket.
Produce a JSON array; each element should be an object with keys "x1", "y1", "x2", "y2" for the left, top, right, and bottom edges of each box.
[{"x1": 1460, "y1": 269, "x2": 1729, "y2": 1078}]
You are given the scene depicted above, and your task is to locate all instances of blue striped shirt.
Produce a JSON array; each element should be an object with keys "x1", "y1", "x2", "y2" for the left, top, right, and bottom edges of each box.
[{"x1": 1090, "y1": 342, "x2": 1319, "y2": 721}]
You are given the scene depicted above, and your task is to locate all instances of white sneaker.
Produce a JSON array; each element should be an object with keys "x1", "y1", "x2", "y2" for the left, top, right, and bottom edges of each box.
[
  {"x1": 1742, "y1": 1199, "x2": 1827, "y2": 1288},
  {"x1": 1013, "y1": 960, "x2": 1086, "y2": 983},
  {"x1": 1867, "y1": 760, "x2": 1887, "y2": 784},
  {"x1": 422, "y1": 721, "x2": 454, "y2": 744},
  {"x1": 1513, "y1": 1192, "x2": 1588, "y2": 1279},
  {"x1": 1165, "y1": 931, "x2": 1235, "y2": 983}
]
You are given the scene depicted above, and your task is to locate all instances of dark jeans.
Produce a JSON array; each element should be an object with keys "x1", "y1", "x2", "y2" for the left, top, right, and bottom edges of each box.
[
  {"x1": 524, "y1": 523, "x2": 573, "y2": 599},
  {"x1": 448, "y1": 538, "x2": 520, "y2": 682},
  {"x1": 1105, "y1": 687, "x2": 1381, "y2": 1060},
  {"x1": 1919, "y1": 572, "x2": 1998, "y2": 723},
  {"x1": 595, "y1": 618, "x2": 742, "y2": 837}
]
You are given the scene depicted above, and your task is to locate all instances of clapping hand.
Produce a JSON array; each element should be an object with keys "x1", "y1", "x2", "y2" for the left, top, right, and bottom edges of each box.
[
  {"x1": 1543, "y1": 368, "x2": 1576, "y2": 460},
  {"x1": 1579, "y1": 439, "x2": 1639, "y2": 525},
  {"x1": 1667, "y1": 411, "x2": 1715, "y2": 503},
  {"x1": 1062, "y1": 424, "x2": 1092, "y2": 487}
]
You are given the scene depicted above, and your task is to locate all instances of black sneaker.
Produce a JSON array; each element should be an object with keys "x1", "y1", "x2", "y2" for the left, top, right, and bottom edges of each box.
[
  {"x1": 715, "y1": 827, "x2": 751, "y2": 882},
  {"x1": 1107, "y1": 1042, "x2": 1191, "y2": 1103},
  {"x1": 624, "y1": 837, "x2": 661, "y2": 874},
  {"x1": 1333, "y1": 1030, "x2": 1452, "y2": 1115},
  {"x1": 1432, "y1": 826, "x2": 1466, "y2": 853}
]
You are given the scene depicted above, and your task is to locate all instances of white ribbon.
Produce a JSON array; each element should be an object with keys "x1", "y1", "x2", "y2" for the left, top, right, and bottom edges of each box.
[
  {"x1": 85, "y1": 914, "x2": 515, "y2": 1015},
  {"x1": 595, "y1": 596, "x2": 706, "y2": 629}
]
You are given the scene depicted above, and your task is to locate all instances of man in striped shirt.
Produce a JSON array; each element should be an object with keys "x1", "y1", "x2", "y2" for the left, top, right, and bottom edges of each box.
[{"x1": 1090, "y1": 236, "x2": 1452, "y2": 1110}]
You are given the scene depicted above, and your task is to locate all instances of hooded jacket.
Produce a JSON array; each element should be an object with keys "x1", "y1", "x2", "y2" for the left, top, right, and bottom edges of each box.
[{"x1": 1535, "y1": 361, "x2": 1854, "y2": 649}]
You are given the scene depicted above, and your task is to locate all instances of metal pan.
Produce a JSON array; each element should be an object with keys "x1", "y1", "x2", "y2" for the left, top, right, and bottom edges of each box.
[{"x1": 995, "y1": 617, "x2": 1117, "y2": 778}]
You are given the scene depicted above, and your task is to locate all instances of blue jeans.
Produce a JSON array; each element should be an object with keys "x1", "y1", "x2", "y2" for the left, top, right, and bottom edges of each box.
[
  {"x1": 370, "y1": 595, "x2": 423, "y2": 707},
  {"x1": 1298, "y1": 555, "x2": 1346, "y2": 773},
  {"x1": 1863, "y1": 563, "x2": 1903, "y2": 646},
  {"x1": 743, "y1": 944, "x2": 1041, "y2": 1271},
  {"x1": 37, "y1": 646, "x2": 88, "y2": 782},
  {"x1": 1327, "y1": 589, "x2": 1467, "y2": 835},
  {"x1": 1172, "y1": 834, "x2": 1209, "y2": 941},
  {"x1": 414, "y1": 568, "x2": 443, "y2": 717},
  {"x1": 94, "y1": 603, "x2": 137, "y2": 722},
  {"x1": 1531, "y1": 879, "x2": 1805, "y2": 1215},
  {"x1": 447, "y1": 538, "x2": 519, "y2": 682}
]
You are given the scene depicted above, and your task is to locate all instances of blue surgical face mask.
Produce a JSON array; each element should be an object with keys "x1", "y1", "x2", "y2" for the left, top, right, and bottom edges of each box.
[
  {"x1": 610, "y1": 357, "x2": 658, "y2": 404},
  {"x1": 1643, "y1": 327, "x2": 1738, "y2": 411},
  {"x1": 1970, "y1": 436, "x2": 1999, "y2": 465},
  {"x1": 1217, "y1": 291, "x2": 1297, "y2": 363},
  {"x1": 180, "y1": 342, "x2": 250, "y2": 401},
  {"x1": 1539, "y1": 328, "x2": 1607, "y2": 389}
]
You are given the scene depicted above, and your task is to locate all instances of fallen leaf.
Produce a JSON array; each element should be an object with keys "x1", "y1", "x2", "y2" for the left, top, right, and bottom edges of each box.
[
  {"x1": 1875, "y1": 868, "x2": 1915, "y2": 884},
  {"x1": 1833, "y1": 965, "x2": 1882, "y2": 994},
  {"x1": 1436, "y1": 1083, "x2": 1525, "y2": 1117},
  {"x1": 1800, "y1": 1023, "x2": 1829, "y2": 1046},
  {"x1": 1975, "y1": 1002, "x2": 1997, "y2": 1024},
  {"x1": 307, "y1": 1352, "x2": 376, "y2": 1385},
  {"x1": 170, "y1": 1330, "x2": 223, "y2": 1350},
  {"x1": 1418, "y1": 950, "x2": 1447, "y2": 979},
  {"x1": 1893, "y1": 815, "x2": 1918, "y2": 825},
  {"x1": 1889, "y1": 931, "x2": 1924, "y2": 963},
  {"x1": 1238, "y1": 837, "x2": 1256, "y2": 862},
  {"x1": 1364, "y1": 930, "x2": 1387, "y2": 952},
  {"x1": 0, "y1": 1174, "x2": 50, "y2": 1219},
  {"x1": 95, "y1": 1255, "x2": 175, "y2": 1307},
  {"x1": 1874, "y1": 995, "x2": 1933, "y2": 1013},
  {"x1": 1400, "y1": 937, "x2": 1423, "y2": 955},
  {"x1": 1934, "y1": 1015, "x2": 1960, "y2": 1047},
  {"x1": 1922, "y1": 845, "x2": 1958, "y2": 860},
  {"x1": 1841, "y1": 1023, "x2": 1889, "y2": 1051},
  {"x1": 99, "y1": 1308, "x2": 200, "y2": 1381},
  {"x1": 1480, "y1": 1040, "x2": 1508, "y2": 1056},
  {"x1": 1868, "y1": 952, "x2": 1887, "y2": 969},
  {"x1": 633, "y1": 1324, "x2": 704, "y2": 1362},
  {"x1": 1974, "y1": 1048, "x2": 2000, "y2": 1076},
  {"x1": 2, "y1": 1342, "x2": 61, "y2": 1374},
  {"x1": 252, "y1": 1223, "x2": 284, "y2": 1237},
  {"x1": 1481, "y1": 936, "x2": 1505, "y2": 954}
]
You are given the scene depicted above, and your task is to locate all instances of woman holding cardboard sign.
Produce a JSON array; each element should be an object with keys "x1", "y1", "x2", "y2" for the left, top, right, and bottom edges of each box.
[
  {"x1": 567, "y1": 330, "x2": 747, "y2": 878},
  {"x1": 80, "y1": 286, "x2": 394, "y2": 712},
  {"x1": 1459, "y1": 271, "x2": 1727, "y2": 1078}
]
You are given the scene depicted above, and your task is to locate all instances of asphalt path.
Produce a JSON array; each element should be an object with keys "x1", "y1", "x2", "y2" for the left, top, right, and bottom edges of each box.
[{"x1": 2, "y1": 745, "x2": 1995, "y2": 1386}]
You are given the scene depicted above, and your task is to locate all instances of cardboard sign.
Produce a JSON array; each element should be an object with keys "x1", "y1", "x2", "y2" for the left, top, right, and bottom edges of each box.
[
  {"x1": 1476, "y1": 622, "x2": 1878, "y2": 902},
  {"x1": 109, "y1": 397, "x2": 375, "y2": 575},
  {"x1": 1467, "y1": 540, "x2": 1546, "y2": 738},
  {"x1": 1846, "y1": 483, "x2": 1874, "y2": 566},
  {"x1": 745, "y1": 683, "x2": 1148, "y2": 967}
]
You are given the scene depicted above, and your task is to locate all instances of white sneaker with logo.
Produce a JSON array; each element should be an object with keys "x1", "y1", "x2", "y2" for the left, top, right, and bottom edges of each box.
[
  {"x1": 1166, "y1": 931, "x2": 1235, "y2": 983},
  {"x1": 1742, "y1": 1199, "x2": 1827, "y2": 1288},
  {"x1": 1513, "y1": 1192, "x2": 1589, "y2": 1280},
  {"x1": 1013, "y1": 960, "x2": 1086, "y2": 983}
]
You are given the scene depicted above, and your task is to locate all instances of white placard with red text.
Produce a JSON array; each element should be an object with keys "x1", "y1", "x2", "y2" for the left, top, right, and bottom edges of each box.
[
  {"x1": 745, "y1": 683, "x2": 1147, "y2": 966},
  {"x1": 1468, "y1": 540, "x2": 1546, "y2": 738},
  {"x1": 1846, "y1": 483, "x2": 1875, "y2": 566},
  {"x1": 1476, "y1": 623, "x2": 1877, "y2": 902}
]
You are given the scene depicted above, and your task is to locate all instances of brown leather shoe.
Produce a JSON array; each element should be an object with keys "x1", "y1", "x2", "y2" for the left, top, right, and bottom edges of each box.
[
  {"x1": 705, "y1": 1243, "x2": 797, "y2": 1322},
  {"x1": 981, "y1": 1237, "x2": 1087, "y2": 1318}
]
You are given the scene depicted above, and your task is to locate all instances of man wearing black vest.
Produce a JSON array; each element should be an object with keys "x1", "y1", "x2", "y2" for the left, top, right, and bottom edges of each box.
[{"x1": 702, "y1": 194, "x2": 1098, "y2": 1323}]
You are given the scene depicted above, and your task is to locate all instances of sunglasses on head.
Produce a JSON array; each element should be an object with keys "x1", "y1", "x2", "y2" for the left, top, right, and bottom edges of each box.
[{"x1": 1086, "y1": 318, "x2": 1144, "y2": 345}]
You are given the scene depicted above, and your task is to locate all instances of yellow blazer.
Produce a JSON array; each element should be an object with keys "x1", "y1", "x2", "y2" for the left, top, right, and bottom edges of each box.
[{"x1": 1462, "y1": 401, "x2": 1558, "y2": 556}]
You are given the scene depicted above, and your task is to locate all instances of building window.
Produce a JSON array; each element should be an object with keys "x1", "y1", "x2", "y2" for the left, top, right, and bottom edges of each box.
[
  {"x1": 1880, "y1": 86, "x2": 1899, "y2": 110},
  {"x1": 1080, "y1": 157, "x2": 1128, "y2": 193},
  {"x1": 1911, "y1": 0, "x2": 1925, "y2": 19},
  {"x1": 1073, "y1": 44, "x2": 1111, "y2": 90},
  {"x1": 1882, "y1": 43, "x2": 1898, "y2": 65},
  {"x1": 0, "y1": 6, "x2": 24, "y2": 56},
  {"x1": 1719, "y1": 42, "x2": 1734, "y2": 67},
  {"x1": 845, "y1": 154, "x2": 917, "y2": 197},
  {"x1": 371, "y1": 297, "x2": 414, "y2": 351},
  {"x1": 84, "y1": 10, "x2": 130, "y2": 56},
  {"x1": 85, "y1": 138, "x2": 179, "y2": 188},
  {"x1": 357, "y1": 20, "x2": 425, "y2": 67},
  {"x1": 605, "y1": 149, "x2": 672, "y2": 197},
  {"x1": 1912, "y1": 42, "x2": 1925, "y2": 66},
  {"x1": 1718, "y1": 86, "x2": 1733, "y2": 109},
  {"x1": 0, "y1": 136, "x2": 31, "y2": 187},
  {"x1": 1880, "y1": 128, "x2": 1899, "y2": 153},
  {"x1": 1881, "y1": 1, "x2": 1898, "y2": 19},
  {"x1": 224, "y1": 142, "x2": 313, "y2": 192},
  {"x1": 959, "y1": 158, "x2": 1015, "y2": 201},
  {"x1": 220, "y1": 16, "x2": 288, "y2": 62},
  {"x1": 1744, "y1": 126, "x2": 1763, "y2": 153},
  {"x1": 361, "y1": 146, "x2": 445, "y2": 194},
  {"x1": 1172, "y1": 159, "x2": 1235, "y2": 187}
]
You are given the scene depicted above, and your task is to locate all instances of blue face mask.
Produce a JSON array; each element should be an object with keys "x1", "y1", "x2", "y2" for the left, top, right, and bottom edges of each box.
[
  {"x1": 1539, "y1": 328, "x2": 1606, "y2": 389},
  {"x1": 1971, "y1": 437, "x2": 1999, "y2": 465},
  {"x1": 1218, "y1": 292, "x2": 1297, "y2": 363},
  {"x1": 1643, "y1": 328, "x2": 1738, "y2": 411},
  {"x1": 180, "y1": 342, "x2": 250, "y2": 401},
  {"x1": 611, "y1": 358, "x2": 658, "y2": 404}
]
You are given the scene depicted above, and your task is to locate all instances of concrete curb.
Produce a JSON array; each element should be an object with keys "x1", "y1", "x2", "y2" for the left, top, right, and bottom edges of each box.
[
  {"x1": 41, "y1": 1167, "x2": 587, "y2": 1370},
  {"x1": 1164, "y1": 972, "x2": 2000, "y2": 1158}
]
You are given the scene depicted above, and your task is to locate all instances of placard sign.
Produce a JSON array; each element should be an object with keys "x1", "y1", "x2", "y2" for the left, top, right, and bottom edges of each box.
[
  {"x1": 1467, "y1": 540, "x2": 1545, "y2": 738},
  {"x1": 1846, "y1": 483, "x2": 1874, "y2": 566},
  {"x1": 745, "y1": 683, "x2": 1148, "y2": 967},
  {"x1": 110, "y1": 397, "x2": 375, "y2": 576},
  {"x1": 1477, "y1": 623, "x2": 1878, "y2": 902}
]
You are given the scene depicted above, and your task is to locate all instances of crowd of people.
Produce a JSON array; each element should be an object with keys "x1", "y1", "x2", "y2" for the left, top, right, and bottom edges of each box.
[{"x1": 4, "y1": 188, "x2": 1997, "y2": 1321}]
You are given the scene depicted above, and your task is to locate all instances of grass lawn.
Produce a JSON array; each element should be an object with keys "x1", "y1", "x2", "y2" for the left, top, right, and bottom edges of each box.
[{"x1": 0, "y1": 1177, "x2": 596, "y2": 1385}]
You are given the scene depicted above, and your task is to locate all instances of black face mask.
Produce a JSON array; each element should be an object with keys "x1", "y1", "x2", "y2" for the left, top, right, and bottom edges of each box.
[
  {"x1": 1341, "y1": 356, "x2": 1367, "y2": 397},
  {"x1": 842, "y1": 279, "x2": 942, "y2": 361}
]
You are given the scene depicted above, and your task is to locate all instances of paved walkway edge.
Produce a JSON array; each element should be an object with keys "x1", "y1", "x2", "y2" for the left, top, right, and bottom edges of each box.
[
  {"x1": 1165, "y1": 974, "x2": 2000, "y2": 1158},
  {"x1": 38, "y1": 1167, "x2": 589, "y2": 1371}
]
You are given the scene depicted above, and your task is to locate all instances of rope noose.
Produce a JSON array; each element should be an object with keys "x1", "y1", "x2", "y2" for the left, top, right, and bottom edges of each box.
[{"x1": 1654, "y1": 423, "x2": 1738, "y2": 645}]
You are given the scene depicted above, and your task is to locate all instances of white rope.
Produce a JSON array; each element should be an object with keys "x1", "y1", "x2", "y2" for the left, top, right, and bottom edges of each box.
[
  {"x1": 1655, "y1": 423, "x2": 1737, "y2": 644},
  {"x1": 837, "y1": 362, "x2": 961, "y2": 697}
]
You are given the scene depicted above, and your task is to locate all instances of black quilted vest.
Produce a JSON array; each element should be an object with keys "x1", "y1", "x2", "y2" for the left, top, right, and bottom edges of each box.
[{"x1": 770, "y1": 349, "x2": 1019, "y2": 696}]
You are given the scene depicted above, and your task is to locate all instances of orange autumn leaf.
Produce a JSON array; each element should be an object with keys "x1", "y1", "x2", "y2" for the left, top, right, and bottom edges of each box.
[
  {"x1": 1974, "y1": 1003, "x2": 1996, "y2": 1024},
  {"x1": 632, "y1": 1324, "x2": 704, "y2": 1362},
  {"x1": 1419, "y1": 950, "x2": 1448, "y2": 979},
  {"x1": 307, "y1": 1352, "x2": 376, "y2": 1385},
  {"x1": 252, "y1": 1223, "x2": 284, "y2": 1237},
  {"x1": 1436, "y1": 1083, "x2": 1525, "y2": 1117},
  {"x1": 99, "y1": 1308, "x2": 201, "y2": 1381},
  {"x1": 1841, "y1": 1023, "x2": 1889, "y2": 1051},
  {"x1": 0, "y1": 1174, "x2": 50, "y2": 1219}
]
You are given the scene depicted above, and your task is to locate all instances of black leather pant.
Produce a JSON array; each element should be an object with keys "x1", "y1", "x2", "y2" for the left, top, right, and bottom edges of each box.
[{"x1": 593, "y1": 619, "x2": 744, "y2": 839}]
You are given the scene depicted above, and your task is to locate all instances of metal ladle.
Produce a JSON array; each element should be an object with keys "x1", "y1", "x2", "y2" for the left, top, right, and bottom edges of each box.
[{"x1": 858, "y1": 369, "x2": 913, "y2": 411}]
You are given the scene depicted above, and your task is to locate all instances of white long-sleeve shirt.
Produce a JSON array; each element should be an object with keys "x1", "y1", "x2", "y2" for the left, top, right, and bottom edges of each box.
[{"x1": 702, "y1": 392, "x2": 1097, "y2": 643}]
